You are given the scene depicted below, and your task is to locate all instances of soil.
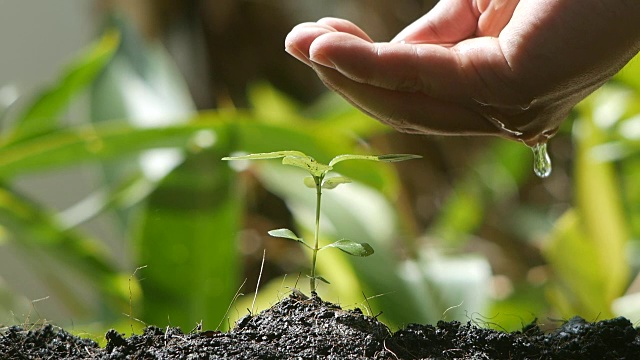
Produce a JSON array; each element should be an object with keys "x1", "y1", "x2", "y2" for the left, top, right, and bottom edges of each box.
[{"x1": 1, "y1": 292, "x2": 639, "y2": 359}]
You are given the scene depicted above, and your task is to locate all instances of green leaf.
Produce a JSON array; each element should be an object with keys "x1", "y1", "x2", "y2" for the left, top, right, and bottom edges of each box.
[
  {"x1": 281, "y1": 155, "x2": 332, "y2": 177},
  {"x1": 614, "y1": 53, "x2": 640, "y2": 91},
  {"x1": 10, "y1": 30, "x2": 120, "y2": 142},
  {"x1": 376, "y1": 154, "x2": 423, "y2": 162},
  {"x1": 322, "y1": 176, "x2": 352, "y2": 189},
  {"x1": 136, "y1": 148, "x2": 240, "y2": 330},
  {"x1": 268, "y1": 228, "x2": 312, "y2": 249},
  {"x1": 328, "y1": 154, "x2": 378, "y2": 166},
  {"x1": 322, "y1": 239, "x2": 374, "y2": 257},
  {"x1": 329, "y1": 153, "x2": 421, "y2": 167},
  {"x1": 228, "y1": 118, "x2": 397, "y2": 194},
  {"x1": 0, "y1": 186, "x2": 128, "y2": 316},
  {"x1": 573, "y1": 90, "x2": 630, "y2": 300},
  {"x1": 0, "y1": 118, "x2": 231, "y2": 179},
  {"x1": 543, "y1": 209, "x2": 613, "y2": 317},
  {"x1": 222, "y1": 150, "x2": 306, "y2": 161},
  {"x1": 268, "y1": 228, "x2": 302, "y2": 242}
]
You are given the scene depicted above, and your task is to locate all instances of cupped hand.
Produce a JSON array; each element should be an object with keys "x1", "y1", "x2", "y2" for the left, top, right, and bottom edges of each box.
[{"x1": 285, "y1": 0, "x2": 640, "y2": 146}]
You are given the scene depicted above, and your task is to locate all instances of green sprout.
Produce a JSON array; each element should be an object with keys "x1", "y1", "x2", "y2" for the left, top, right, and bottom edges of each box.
[{"x1": 222, "y1": 151, "x2": 421, "y2": 294}]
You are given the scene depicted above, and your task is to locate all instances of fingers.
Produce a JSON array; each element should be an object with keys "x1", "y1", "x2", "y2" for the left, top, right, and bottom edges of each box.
[
  {"x1": 285, "y1": 23, "x2": 334, "y2": 66},
  {"x1": 391, "y1": 0, "x2": 479, "y2": 44},
  {"x1": 316, "y1": 17, "x2": 373, "y2": 42},
  {"x1": 285, "y1": 18, "x2": 372, "y2": 66},
  {"x1": 308, "y1": 32, "x2": 472, "y2": 101},
  {"x1": 311, "y1": 64, "x2": 503, "y2": 137},
  {"x1": 476, "y1": 0, "x2": 520, "y2": 37},
  {"x1": 391, "y1": 0, "x2": 520, "y2": 44}
]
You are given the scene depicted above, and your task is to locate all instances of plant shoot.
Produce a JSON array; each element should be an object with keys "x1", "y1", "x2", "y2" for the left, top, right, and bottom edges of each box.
[{"x1": 223, "y1": 150, "x2": 421, "y2": 294}]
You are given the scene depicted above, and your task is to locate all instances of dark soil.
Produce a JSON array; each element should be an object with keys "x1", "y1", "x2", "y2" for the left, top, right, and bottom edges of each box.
[{"x1": 2, "y1": 292, "x2": 639, "y2": 359}]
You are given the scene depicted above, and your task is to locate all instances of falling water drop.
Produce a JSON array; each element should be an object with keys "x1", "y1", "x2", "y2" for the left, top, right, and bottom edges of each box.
[{"x1": 531, "y1": 142, "x2": 552, "y2": 178}]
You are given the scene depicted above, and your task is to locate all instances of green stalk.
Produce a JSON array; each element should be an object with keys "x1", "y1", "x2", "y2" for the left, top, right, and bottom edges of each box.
[{"x1": 310, "y1": 175, "x2": 323, "y2": 294}]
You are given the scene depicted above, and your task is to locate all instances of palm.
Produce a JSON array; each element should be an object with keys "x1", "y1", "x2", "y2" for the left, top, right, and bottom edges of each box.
[{"x1": 285, "y1": 0, "x2": 640, "y2": 145}]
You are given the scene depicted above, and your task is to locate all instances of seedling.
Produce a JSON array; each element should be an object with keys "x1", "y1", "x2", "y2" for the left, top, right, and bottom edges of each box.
[{"x1": 222, "y1": 151, "x2": 421, "y2": 294}]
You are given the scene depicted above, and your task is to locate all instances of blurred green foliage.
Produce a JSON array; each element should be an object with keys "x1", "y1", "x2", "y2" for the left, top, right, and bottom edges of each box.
[{"x1": 0, "y1": 22, "x2": 639, "y2": 337}]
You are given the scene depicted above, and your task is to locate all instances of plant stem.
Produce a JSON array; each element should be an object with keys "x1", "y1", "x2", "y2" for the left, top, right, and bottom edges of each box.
[{"x1": 310, "y1": 175, "x2": 323, "y2": 294}]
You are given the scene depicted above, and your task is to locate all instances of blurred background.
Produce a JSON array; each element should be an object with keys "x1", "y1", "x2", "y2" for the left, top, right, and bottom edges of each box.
[{"x1": 0, "y1": 0, "x2": 639, "y2": 338}]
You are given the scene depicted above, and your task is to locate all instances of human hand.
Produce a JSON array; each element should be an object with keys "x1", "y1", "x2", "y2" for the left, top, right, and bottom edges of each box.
[{"x1": 285, "y1": 0, "x2": 640, "y2": 146}]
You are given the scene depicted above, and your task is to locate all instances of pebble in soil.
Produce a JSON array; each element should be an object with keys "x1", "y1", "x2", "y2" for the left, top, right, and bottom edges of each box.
[{"x1": 2, "y1": 293, "x2": 640, "y2": 359}]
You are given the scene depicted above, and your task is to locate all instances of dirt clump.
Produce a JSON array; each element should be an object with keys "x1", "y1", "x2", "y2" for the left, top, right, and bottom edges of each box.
[{"x1": 1, "y1": 293, "x2": 639, "y2": 359}]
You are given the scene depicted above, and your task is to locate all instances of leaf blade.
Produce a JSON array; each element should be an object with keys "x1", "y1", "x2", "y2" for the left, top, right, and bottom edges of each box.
[
  {"x1": 329, "y1": 153, "x2": 421, "y2": 167},
  {"x1": 10, "y1": 30, "x2": 120, "y2": 141},
  {"x1": 268, "y1": 228, "x2": 302, "y2": 241},
  {"x1": 281, "y1": 155, "x2": 332, "y2": 177},
  {"x1": 222, "y1": 150, "x2": 306, "y2": 161},
  {"x1": 322, "y1": 176, "x2": 352, "y2": 189},
  {"x1": 323, "y1": 239, "x2": 374, "y2": 257},
  {"x1": 268, "y1": 228, "x2": 312, "y2": 249}
]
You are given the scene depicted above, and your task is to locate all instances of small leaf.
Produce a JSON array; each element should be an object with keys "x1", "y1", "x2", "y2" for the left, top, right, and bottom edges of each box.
[
  {"x1": 328, "y1": 154, "x2": 378, "y2": 166},
  {"x1": 322, "y1": 239, "x2": 374, "y2": 257},
  {"x1": 376, "y1": 154, "x2": 423, "y2": 162},
  {"x1": 329, "y1": 153, "x2": 422, "y2": 166},
  {"x1": 268, "y1": 228, "x2": 303, "y2": 242},
  {"x1": 268, "y1": 228, "x2": 313, "y2": 250},
  {"x1": 322, "y1": 176, "x2": 352, "y2": 189},
  {"x1": 303, "y1": 176, "x2": 317, "y2": 189},
  {"x1": 222, "y1": 150, "x2": 307, "y2": 161},
  {"x1": 282, "y1": 155, "x2": 332, "y2": 177}
]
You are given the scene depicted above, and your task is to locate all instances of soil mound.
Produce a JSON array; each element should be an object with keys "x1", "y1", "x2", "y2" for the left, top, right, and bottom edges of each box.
[{"x1": 2, "y1": 293, "x2": 639, "y2": 359}]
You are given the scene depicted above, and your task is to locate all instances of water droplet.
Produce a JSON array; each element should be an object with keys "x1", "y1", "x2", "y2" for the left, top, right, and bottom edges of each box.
[{"x1": 531, "y1": 142, "x2": 552, "y2": 178}]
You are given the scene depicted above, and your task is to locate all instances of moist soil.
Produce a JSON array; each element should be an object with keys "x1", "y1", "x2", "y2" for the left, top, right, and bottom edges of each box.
[{"x1": 1, "y1": 292, "x2": 639, "y2": 359}]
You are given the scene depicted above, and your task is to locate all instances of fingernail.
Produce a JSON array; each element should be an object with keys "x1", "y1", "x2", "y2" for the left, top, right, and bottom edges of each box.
[{"x1": 309, "y1": 53, "x2": 335, "y2": 69}]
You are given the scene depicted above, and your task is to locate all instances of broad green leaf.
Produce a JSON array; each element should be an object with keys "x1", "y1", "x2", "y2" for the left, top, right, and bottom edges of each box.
[
  {"x1": 9, "y1": 30, "x2": 120, "y2": 142},
  {"x1": 0, "y1": 186, "x2": 128, "y2": 317},
  {"x1": 222, "y1": 150, "x2": 306, "y2": 161},
  {"x1": 88, "y1": 19, "x2": 198, "y2": 236},
  {"x1": 614, "y1": 53, "x2": 640, "y2": 91},
  {"x1": 322, "y1": 176, "x2": 352, "y2": 190},
  {"x1": 322, "y1": 239, "x2": 374, "y2": 257},
  {"x1": 282, "y1": 155, "x2": 332, "y2": 177},
  {"x1": 429, "y1": 187, "x2": 484, "y2": 245},
  {"x1": 543, "y1": 209, "x2": 612, "y2": 317},
  {"x1": 0, "y1": 118, "x2": 229, "y2": 179},
  {"x1": 247, "y1": 82, "x2": 302, "y2": 124},
  {"x1": 574, "y1": 90, "x2": 630, "y2": 301},
  {"x1": 136, "y1": 147, "x2": 240, "y2": 330},
  {"x1": 58, "y1": 174, "x2": 156, "y2": 228},
  {"x1": 543, "y1": 88, "x2": 631, "y2": 319}
]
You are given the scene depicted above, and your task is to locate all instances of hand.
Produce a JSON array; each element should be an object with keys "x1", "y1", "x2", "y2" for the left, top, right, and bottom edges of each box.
[{"x1": 285, "y1": 0, "x2": 640, "y2": 146}]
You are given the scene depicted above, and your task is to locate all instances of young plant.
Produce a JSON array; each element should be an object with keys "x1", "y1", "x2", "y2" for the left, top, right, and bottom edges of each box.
[{"x1": 222, "y1": 151, "x2": 421, "y2": 294}]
